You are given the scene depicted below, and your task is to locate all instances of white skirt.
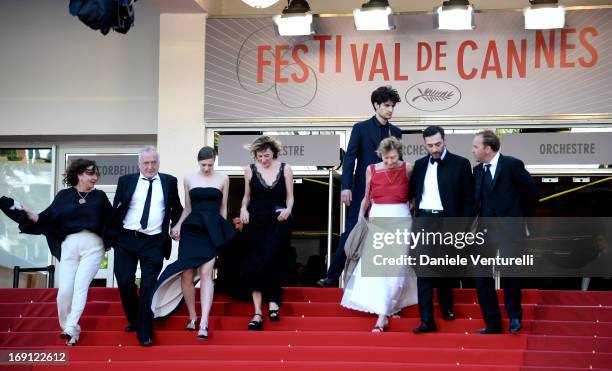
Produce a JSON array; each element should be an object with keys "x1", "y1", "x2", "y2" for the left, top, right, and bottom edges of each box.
[{"x1": 340, "y1": 203, "x2": 418, "y2": 316}]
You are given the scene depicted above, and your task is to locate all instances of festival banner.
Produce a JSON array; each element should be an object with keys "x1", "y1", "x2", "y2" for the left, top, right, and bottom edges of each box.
[{"x1": 204, "y1": 9, "x2": 611, "y2": 119}]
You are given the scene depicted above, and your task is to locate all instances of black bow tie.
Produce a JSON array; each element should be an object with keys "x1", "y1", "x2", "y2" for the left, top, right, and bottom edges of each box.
[{"x1": 429, "y1": 157, "x2": 442, "y2": 165}]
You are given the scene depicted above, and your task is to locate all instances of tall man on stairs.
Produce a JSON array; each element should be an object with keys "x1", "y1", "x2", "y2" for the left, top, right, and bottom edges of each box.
[{"x1": 318, "y1": 86, "x2": 402, "y2": 288}]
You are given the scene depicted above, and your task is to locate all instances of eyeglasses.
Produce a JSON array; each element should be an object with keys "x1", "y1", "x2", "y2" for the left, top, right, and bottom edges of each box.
[{"x1": 83, "y1": 168, "x2": 99, "y2": 176}]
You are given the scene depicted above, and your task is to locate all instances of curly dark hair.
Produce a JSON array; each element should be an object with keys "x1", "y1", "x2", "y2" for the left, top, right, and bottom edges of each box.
[
  {"x1": 371, "y1": 86, "x2": 401, "y2": 111},
  {"x1": 248, "y1": 135, "x2": 282, "y2": 160},
  {"x1": 63, "y1": 158, "x2": 100, "y2": 186}
]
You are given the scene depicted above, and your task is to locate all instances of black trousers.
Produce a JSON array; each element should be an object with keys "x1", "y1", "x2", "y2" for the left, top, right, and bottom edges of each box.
[
  {"x1": 416, "y1": 278, "x2": 455, "y2": 324},
  {"x1": 474, "y1": 277, "x2": 522, "y2": 329},
  {"x1": 113, "y1": 230, "x2": 164, "y2": 342},
  {"x1": 414, "y1": 210, "x2": 455, "y2": 325},
  {"x1": 474, "y1": 219, "x2": 523, "y2": 330}
]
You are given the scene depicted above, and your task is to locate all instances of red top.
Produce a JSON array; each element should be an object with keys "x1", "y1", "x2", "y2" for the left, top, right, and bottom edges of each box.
[{"x1": 369, "y1": 162, "x2": 409, "y2": 204}]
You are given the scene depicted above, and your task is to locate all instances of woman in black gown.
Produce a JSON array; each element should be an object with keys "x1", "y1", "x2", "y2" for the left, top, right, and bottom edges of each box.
[
  {"x1": 150, "y1": 147, "x2": 235, "y2": 339},
  {"x1": 239, "y1": 136, "x2": 294, "y2": 331}
]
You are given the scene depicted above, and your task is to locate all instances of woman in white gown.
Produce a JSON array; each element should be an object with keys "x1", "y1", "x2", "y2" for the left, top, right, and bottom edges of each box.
[{"x1": 341, "y1": 136, "x2": 418, "y2": 332}]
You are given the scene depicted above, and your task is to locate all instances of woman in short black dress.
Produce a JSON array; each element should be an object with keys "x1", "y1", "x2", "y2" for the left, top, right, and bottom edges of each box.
[{"x1": 150, "y1": 147, "x2": 235, "y2": 339}]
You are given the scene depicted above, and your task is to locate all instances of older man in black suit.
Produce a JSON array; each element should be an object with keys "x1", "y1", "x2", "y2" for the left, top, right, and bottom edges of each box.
[
  {"x1": 105, "y1": 146, "x2": 183, "y2": 346},
  {"x1": 471, "y1": 130, "x2": 538, "y2": 334},
  {"x1": 409, "y1": 126, "x2": 475, "y2": 333},
  {"x1": 318, "y1": 86, "x2": 402, "y2": 288}
]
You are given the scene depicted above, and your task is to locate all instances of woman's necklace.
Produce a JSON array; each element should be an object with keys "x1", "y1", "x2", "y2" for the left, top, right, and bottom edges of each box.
[
  {"x1": 75, "y1": 188, "x2": 90, "y2": 204},
  {"x1": 383, "y1": 163, "x2": 402, "y2": 184}
]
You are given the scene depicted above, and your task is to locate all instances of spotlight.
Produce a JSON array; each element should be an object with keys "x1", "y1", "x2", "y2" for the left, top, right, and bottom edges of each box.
[
  {"x1": 241, "y1": 0, "x2": 280, "y2": 8},
  {"x1": 434, "y1": 0, "x2": 475, "y2": 30},
  {"x1": 353, "y1": 0, "x2": 395, "y2": 31},
  {"x1": 524, "y1": 0, "x2": 566, "y2": 29},
  {"x1": 273, "y1": 0, "x2": 314, "y2": 36}
]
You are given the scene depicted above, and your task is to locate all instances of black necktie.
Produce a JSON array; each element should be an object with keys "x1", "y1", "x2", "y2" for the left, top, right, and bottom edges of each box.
[
  {"x1": 140, "y1": 178, "x2": 155, "y2": 230},
  {"x1": 483, "y1": 164, "x2": 493, "y2": 188},
  {"x1": 429, "y1": 157, "x2": 441, "y2": 165},
  {"x1": 379, "y1": 124, "x2": 389, "y2": 141}
]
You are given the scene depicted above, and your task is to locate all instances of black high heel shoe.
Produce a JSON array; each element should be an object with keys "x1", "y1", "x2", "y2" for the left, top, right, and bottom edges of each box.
[
  {"x1": 247, "y1": 313, "x2": 264, "y2": 331},
  {"x1": 268, "y1": 309, "x2": 280, "y2": 322}
]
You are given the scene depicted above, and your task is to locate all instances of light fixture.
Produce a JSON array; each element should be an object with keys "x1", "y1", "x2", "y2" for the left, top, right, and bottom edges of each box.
[
  {"x1": 434, "y1": 0, "x2": 475, "y2": 30},
  {"x1": 241, "y1": 0, "x2": 280, "y2": 8},
  {"x1": 523, "y1": 0, "x2": 566, "y2": 29},
  {"x1": 273, "y1": 0, "x2": 314, "y2": 36},
  {"x1": 353, "y1": 0, "x2": 395, "y2": 31}
]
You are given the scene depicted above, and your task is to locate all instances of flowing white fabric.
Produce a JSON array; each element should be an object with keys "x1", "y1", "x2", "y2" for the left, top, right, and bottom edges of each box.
[{"x1": 341, "y1": 203, "x2": 418, "y2": 316}]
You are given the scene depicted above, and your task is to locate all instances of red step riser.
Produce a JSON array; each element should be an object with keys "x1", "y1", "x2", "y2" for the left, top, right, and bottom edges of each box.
[
  {"x1": 538, "y1": 291, "x2": 612, "y2": 306},
  {"x1": 532, "y1": 321, "x2": 612, "y2": 337},
  {"x1": 523, "y1": 351, "x2": 612, "y2": 368},
  {"x1": 0, "y1": 302, "x2": 539, "y2": 320},
  {"x1": 534, "y1": 306, "x2": 612, "y2": 322},
  {"x1": 0, "y1": 317, "x2": 529, "y2": 333},
  {"x1": 0, "y1": 331, "x2": 528, "y2": 348},
  {"x1": 527, "y1": 335, "x2": 612, "y2": 353},
  {"x1": 0, "y1": 288, "x2": 542, "y2": 304}
]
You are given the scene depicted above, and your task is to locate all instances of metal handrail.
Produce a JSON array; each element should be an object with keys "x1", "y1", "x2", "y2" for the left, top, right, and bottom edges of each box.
[{"x1": 13, "y1": 265, "x2": 55, "y2": 288}]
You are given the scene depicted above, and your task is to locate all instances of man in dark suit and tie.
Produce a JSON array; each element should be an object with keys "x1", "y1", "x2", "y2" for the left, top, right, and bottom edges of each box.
[
  {"x1": 105, "y1": 146, "x2": 183, "y2": 346},
  {"x1": 409, "y1": 126, "x2": 475, "y2": 333},
  {"x1": 318, "y1": 86, "x2": 402, "y2": 287},
  {"x1": 471, "y1": 130, "x2": 538, "y2": 334}
]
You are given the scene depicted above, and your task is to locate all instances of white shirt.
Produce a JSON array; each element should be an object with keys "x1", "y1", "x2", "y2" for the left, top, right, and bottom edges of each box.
[
  {"x1": 485, "y1": 152, "x2": 500, "y2": 180},
  {"x1": 419, "y1": 148, "x2": 447, "y2": 211},
  {"x1": 122, "y1": 173, "x2": 165, "y2": 235}
]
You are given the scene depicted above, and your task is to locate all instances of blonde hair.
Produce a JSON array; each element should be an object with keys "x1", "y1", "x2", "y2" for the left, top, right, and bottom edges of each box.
[
  {"x1": 376, "y1": 136, "x2": 403, "y2": 158},
  {"x1": 248, "y1": 135, "x2": 282, "y2": 159}
]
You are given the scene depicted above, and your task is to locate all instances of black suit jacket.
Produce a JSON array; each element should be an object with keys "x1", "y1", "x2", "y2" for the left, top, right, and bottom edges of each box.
[
  {"x1": 105, "y1": 172, "x2": 183, "y2": 259},
  {"x1": 473, "y1": 154, "x2": 538, "y2": 218},
  {"x1": 342, "y1": 116, "x2": 402, "y2": 211},
  {"x1": 409, "y1": 151, "x2": 475, "y2": 217}
]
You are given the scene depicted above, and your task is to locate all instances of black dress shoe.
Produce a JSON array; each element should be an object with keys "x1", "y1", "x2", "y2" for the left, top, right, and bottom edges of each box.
[
  {"x1": 442, "y1": 310, "x2": 456, "y2": 321},
  {"x1": 124, "y1": 325, "x2": 137, "y2": 333},
  {"x1": 139, "y1": 338, "x2": 153, "y2": 347},
  {"x1": 509, "y1": 319, "x2": 522, "y2": 334},
  {"x1": 317, "y1": 278, "x2": 336, "y2": 288},
  {"x1": 413, "y1": 322, "x2": 437, "y2": 334},
  {"x1": 477, "y1": 327, "x2": 502, "y2": 334}
]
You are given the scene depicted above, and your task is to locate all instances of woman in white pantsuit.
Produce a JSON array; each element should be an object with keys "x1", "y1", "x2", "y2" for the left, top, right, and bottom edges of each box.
[{"x1": 19, "y1": 159, "x2": 112, "y2": 345}]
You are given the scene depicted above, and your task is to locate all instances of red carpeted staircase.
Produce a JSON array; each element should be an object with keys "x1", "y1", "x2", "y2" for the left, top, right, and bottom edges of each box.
[{"x1": 0, "y1": 288, "x2": 610, "y2": 370}]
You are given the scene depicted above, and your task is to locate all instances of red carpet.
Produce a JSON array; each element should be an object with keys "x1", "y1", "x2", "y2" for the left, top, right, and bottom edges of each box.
[{"x1": 0, "y1": 288, "x2": 610, "y2": 370}]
